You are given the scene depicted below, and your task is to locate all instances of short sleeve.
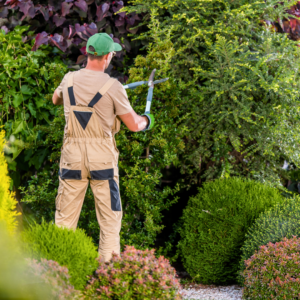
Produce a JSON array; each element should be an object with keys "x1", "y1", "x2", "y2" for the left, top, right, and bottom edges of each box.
[
  {"x1": 108, "y1": 81, "x2": 133, "y2": 116},
  {"x1": 55, "y1": 72, "x2": 69, "y2": 98}
]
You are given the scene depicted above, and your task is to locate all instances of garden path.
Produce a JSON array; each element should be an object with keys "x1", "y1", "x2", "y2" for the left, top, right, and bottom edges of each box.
[{"x1": 180, "y1": 284, "x2": 243, "y2": 300}]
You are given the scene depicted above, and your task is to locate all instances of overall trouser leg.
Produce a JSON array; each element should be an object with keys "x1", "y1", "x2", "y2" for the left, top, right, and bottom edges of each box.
[
  {"x1": 55, "y1": 177, "x2": 89, "y2": 230},
  {"x1": 90, "y1": 176, "x2": 122, "y2": 261}
]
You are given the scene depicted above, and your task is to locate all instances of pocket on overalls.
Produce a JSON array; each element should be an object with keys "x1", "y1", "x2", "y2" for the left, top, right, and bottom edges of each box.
[
  {"x1": 87, "y1": 147, "x2": 114, "y2": 180},
  {"x1": 60, "y1": 143, "x2": 82, "y2": 180},
  {"x1": 55, "y1": 186, "x2": 64, "y2": 211}
]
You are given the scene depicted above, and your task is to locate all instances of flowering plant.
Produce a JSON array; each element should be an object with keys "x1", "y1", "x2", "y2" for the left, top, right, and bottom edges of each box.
[
  {"x1": 84, "y1": 245, "x2": 182, "y2": 300},
  {"x1": 242, "y1": 236, "x2": 300, "y2": 299}
]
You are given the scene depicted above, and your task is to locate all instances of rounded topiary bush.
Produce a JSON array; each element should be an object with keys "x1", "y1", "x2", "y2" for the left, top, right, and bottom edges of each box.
[
  {"x1": 84, "y1": 245, "x2": 182, "y2": 300},
  {"x1": 22, "y1": 222, "x2": 98, "y2": 290},
  {"x1": 238, "y1": 196, "x2": 300, "y2": 285},
  {"x1": 178, "y1": 177, "x2": 284, "y2": 284},
  {"x1": 242, "y1": 236, "x2": 300, "y2": 300}
]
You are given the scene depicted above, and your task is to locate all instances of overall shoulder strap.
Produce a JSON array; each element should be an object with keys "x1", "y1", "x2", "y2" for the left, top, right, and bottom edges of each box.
[
  {"x1": 88, "y1": 78, "x2": 117, "y2": 108},
  {"x1": 67, "y1": 72, "x2": 76, "y2": 106}
]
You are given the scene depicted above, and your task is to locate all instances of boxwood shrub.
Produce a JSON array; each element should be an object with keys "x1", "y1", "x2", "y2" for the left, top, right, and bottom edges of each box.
[
  {"x1": 178, "y1": 177, "x2": 283, "y2": 284},
  {"x1": 238, "y1": 196, "x2": 300, "y2": 285},
  {"x1": 22, "y1": 221, "x2": 98, "y2": 290}
]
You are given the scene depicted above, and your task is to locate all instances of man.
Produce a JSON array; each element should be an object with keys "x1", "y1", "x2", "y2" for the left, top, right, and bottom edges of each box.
[{"x1": 52, "y1": 33, "x2": 154, "y2": 261}]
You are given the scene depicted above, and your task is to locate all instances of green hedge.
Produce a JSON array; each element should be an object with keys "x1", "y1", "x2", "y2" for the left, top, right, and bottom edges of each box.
[{"x1": 178, "y1": 177, "x2": 283, "y2": 284}]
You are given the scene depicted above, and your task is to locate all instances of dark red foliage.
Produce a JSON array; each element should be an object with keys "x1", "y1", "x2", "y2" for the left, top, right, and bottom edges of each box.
[
  {"x1": 32, "y1": 31, "x2": 48, "y2": 51},
  {"x1": 0, "y1": 0, "x2": 145, "y2": 80}
]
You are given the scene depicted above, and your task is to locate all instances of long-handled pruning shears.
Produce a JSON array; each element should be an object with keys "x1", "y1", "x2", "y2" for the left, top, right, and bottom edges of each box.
[{"x1": 123, "y1": 69, "x2": 169, "y2": 130}]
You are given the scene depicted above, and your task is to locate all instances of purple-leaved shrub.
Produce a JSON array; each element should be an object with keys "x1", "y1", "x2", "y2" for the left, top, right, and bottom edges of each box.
[
  {"x1": 84, "y1": 245, "x2": 182, "y2": 300},
  {"x1": 242, "y1": 236, "x2": 300, "y2": 300},
  {"x1": 27, "y1": 258, "x2": 83, "y2": 300}
]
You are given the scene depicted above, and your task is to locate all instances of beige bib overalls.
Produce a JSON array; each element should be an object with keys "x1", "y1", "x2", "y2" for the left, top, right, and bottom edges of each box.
[{"x1": 55, "y1": 72, "x2": 122, "y2": 261}]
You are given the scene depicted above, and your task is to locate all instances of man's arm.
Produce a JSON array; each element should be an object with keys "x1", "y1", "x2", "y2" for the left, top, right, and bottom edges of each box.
[
  {"x1": 118, "y1": 110, "x2": 149, "y2": 132},
  {"x1": 52, "y1": 90, "x2": 63, "y2": 105}
]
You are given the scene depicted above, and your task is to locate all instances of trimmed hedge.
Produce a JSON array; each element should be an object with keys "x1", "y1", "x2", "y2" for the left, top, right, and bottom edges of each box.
[{"x1": 178, "y1": 177, "x2": 284, "y2": 284}]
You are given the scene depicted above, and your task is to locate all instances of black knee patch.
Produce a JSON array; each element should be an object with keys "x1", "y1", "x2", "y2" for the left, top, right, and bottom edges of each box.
[
  {"x1": 109, "y1": 179, "x2": 121, "y2": 211},
  {"x1": 60, "y1": 169, "x2": 82, "y2": 180},
  {"x1": 90, "y1": 169, "x2": 114, "y2": 180}
]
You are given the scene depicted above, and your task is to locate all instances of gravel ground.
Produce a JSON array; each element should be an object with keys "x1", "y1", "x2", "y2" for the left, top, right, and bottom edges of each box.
[{"x1": 180, "y1": 284, "x2": 243, "y2": 300}]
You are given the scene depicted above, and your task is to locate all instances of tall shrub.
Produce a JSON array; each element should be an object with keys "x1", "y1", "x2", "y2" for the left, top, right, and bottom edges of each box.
[
  {"x1": 0, "y1": 130, "x2": 20, "y2": 233},
  {"x1": 178, "y1": 177, "x2": 283, "y2": 284},
  {"x1": 238, "y1": 196, "x2": 300, "y2": 284},
  {"x1": 124, "y1": 0, "x2": 300, "y2": 185},
  {"x1": 22, "y1": 221, "x2": 98, "y2": 290}
]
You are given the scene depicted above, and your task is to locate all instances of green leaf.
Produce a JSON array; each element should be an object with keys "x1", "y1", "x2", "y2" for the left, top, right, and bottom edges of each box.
[
  {"x1": 35, "y1": 98, "x2": 44, "y2": 109},
  {"x1": 27, "y1": 102, "x2": 37, "y2": 118},
  {"x1": 13, "y1": 94, "x2": 23, "y2": 107},
  {"x1": 21, "y1": 85, "x2": 33, "y2": 95},
  {"x1": 12, "y1": 120, "x2": 26, "y2": 135},
  {"x1": 12, "y1": 147, "x2": 24, "y2": 160},
  {"x1": 40, "y1": 111, "x2": 51, "y2": 124}
]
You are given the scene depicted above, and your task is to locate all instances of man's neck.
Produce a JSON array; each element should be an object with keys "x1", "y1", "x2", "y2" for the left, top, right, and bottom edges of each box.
[{"x1": 85, "y1": 61, "x2": 106, "y2": 72}]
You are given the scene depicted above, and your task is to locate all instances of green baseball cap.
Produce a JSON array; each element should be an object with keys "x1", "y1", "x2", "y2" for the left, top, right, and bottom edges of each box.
[{"x1": 86, "y1": 33, "x2": 122, "y2": 56}]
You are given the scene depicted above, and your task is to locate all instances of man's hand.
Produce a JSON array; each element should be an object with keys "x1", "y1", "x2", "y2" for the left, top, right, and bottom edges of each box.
[
  {"x1": 141, "y1": 113, "x2": 154, "y2": 131},
  {"x1": 52, "y1": 90, "x2": 63, "y2": 105},
  {"x1": 119, "y1": 109, "x2": 150, "y2": 132}
]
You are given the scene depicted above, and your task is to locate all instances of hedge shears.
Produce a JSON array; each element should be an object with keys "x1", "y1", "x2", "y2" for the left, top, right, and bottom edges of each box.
[{"x1": 123, "y1": 69, "x2": 168, "y2": 130}]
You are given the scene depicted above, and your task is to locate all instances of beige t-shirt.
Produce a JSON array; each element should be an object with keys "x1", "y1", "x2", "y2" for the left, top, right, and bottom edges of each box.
[{"x1": 55, "y1": 69, "x2": 133, "y2": 137}]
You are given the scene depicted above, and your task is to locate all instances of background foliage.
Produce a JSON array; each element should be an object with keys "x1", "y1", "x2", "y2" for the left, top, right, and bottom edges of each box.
[
  {"x1": 0, "y1": 0, "x2": 145, "y2": 81},
  {"x1": 124, "y1": 0, "x2": 300, "y2": 186},
  {"x1": 0, "y1": 26, "x2": 67, "y2": 187}
]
